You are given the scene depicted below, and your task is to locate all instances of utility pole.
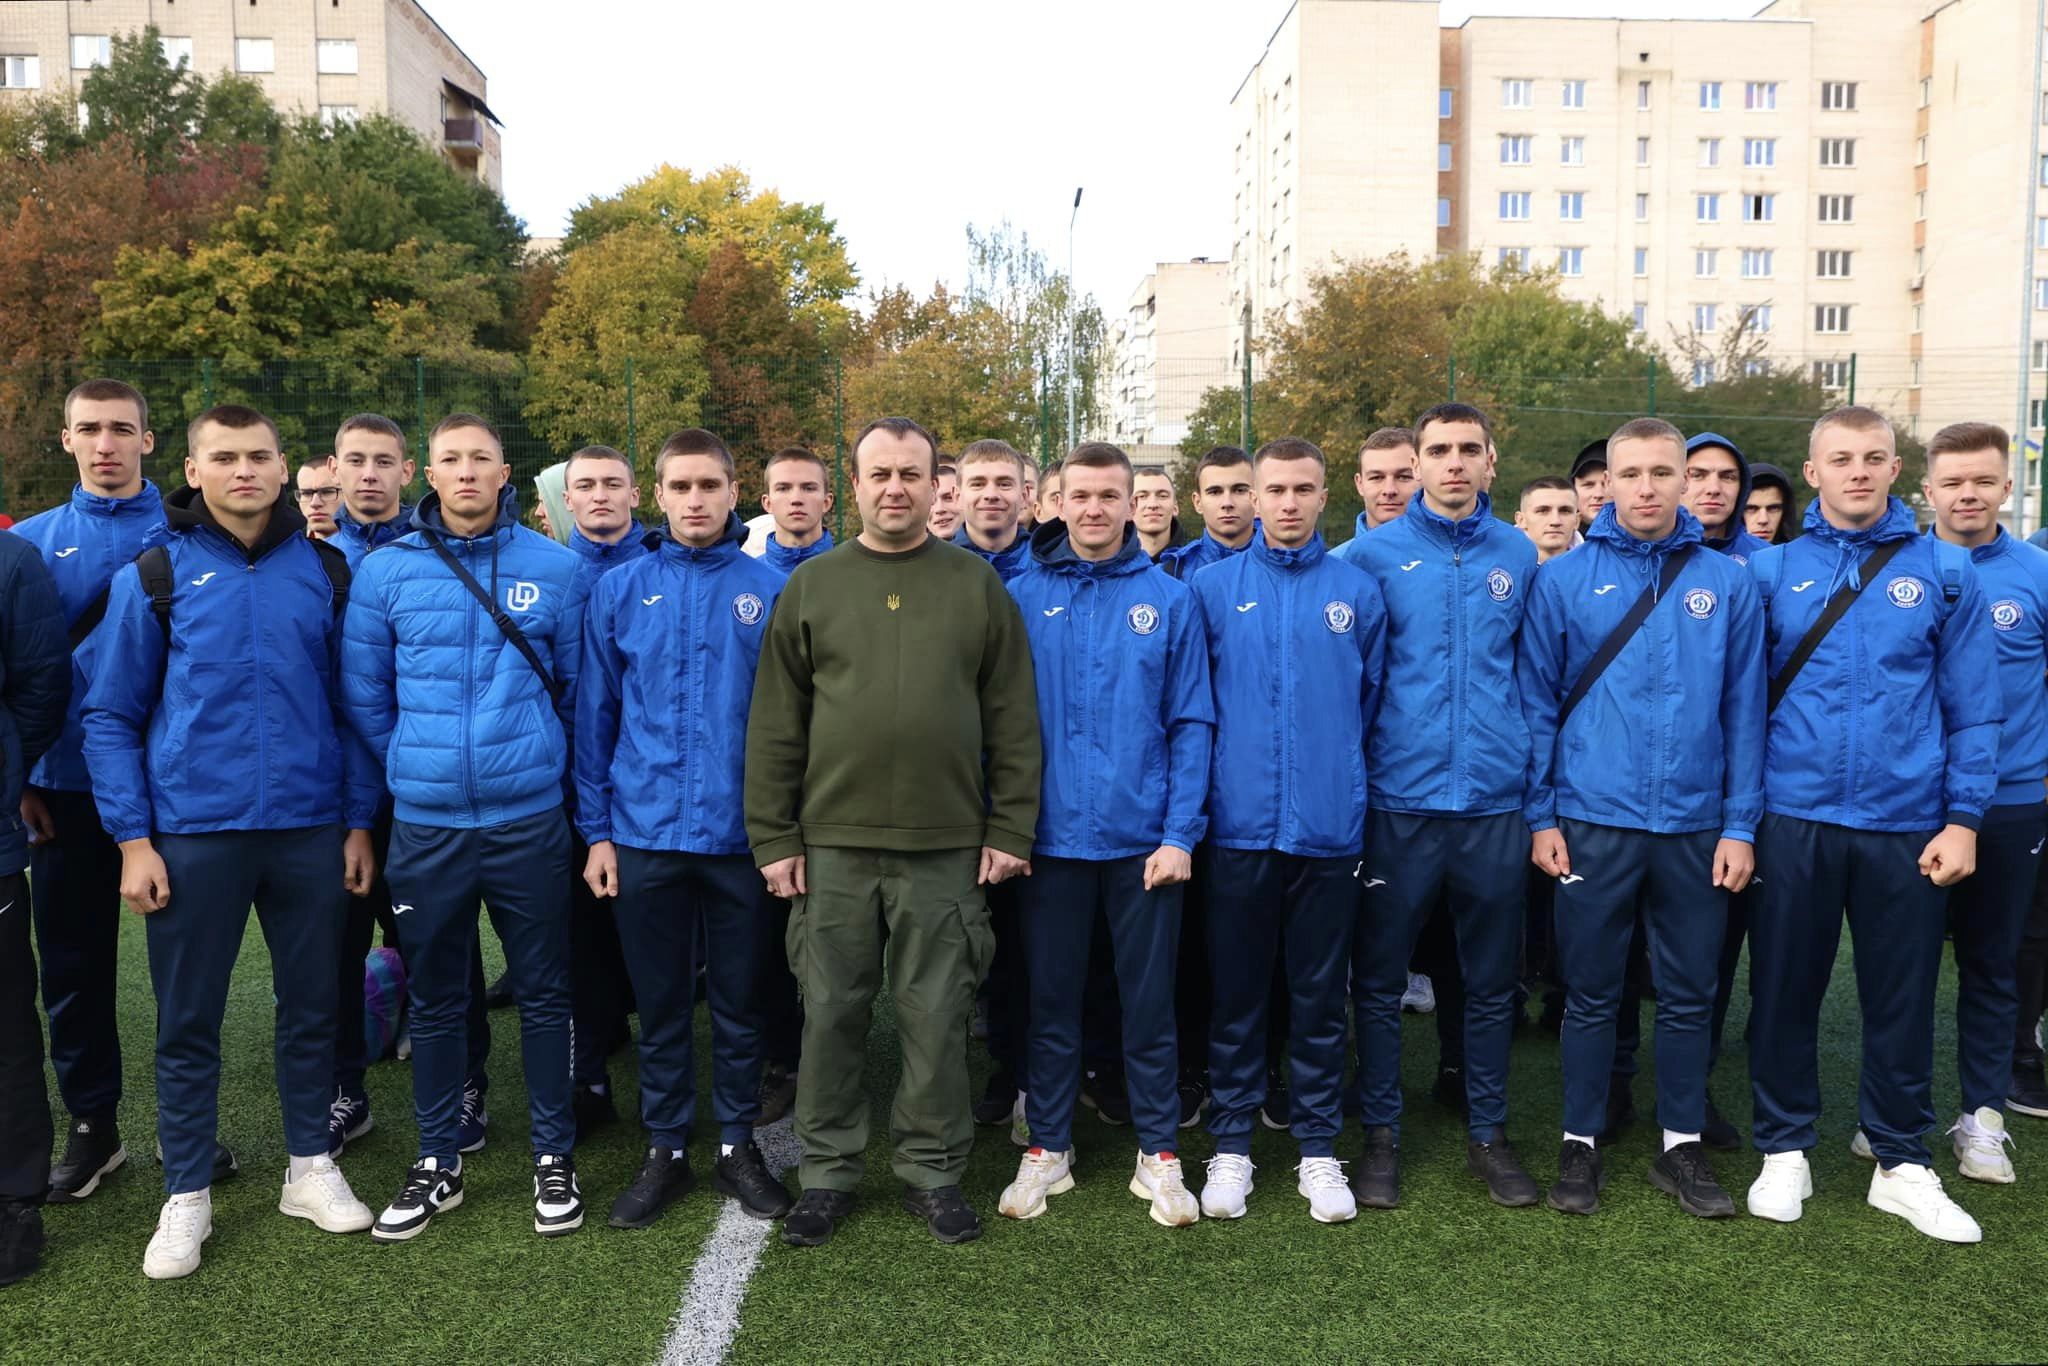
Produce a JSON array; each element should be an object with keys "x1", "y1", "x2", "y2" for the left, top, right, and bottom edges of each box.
[
  {"x1": 1067, "y1": 187, "x2": 1083, "y2": 451},
  {"x1": 2020, "y1": 0, "x2": 2047, "y2": 534}
]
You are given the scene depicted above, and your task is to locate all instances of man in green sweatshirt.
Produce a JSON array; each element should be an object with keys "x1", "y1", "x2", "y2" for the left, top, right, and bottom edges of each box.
[{"x1": 746, "y1": 415, "x2": 1042, "y2": 1248}]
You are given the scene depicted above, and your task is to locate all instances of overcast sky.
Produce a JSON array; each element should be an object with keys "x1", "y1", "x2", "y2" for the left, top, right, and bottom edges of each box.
[{"x1": 424, "y1": 0, "x2": 1764, "y2": 310}]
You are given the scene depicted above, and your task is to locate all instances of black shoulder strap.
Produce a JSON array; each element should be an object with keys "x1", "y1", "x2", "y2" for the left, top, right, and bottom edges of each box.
[
  {"x1": 1557, "y1": 546, "x2": 1696, "y2": 725},
  {"x1": 310, "y1": 538, "x2": 351, "y2": 618},
  {"x1": 1767, "y1": 538, "x2": 1909, "y2": 713},
  {"x1": 66, "y1": 584, "x2": 113, "y2": 652},
  {"x1": 421, "y1": 528, "x2": 562, "y2": 706},
  {"x1": 137, "y1": 545, "x2": 175, "y2": 643}
]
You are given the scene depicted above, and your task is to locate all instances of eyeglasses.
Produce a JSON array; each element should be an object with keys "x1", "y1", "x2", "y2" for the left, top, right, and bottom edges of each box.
[{"x1": 295, "y1": 486, "x2": 342, "y2": 504}]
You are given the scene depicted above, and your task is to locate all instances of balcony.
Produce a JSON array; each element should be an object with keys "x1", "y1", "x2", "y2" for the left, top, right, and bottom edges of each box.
[{"x1": 444, "y1": 117, "x2": 482, "y2": 150}]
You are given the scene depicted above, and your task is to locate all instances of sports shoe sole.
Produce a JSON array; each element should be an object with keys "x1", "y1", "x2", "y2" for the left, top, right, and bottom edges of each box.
[
  {"x1": 1647, "y1": 1165, "x2": 1736, "y2": 1218},
  {"x1": 999, "y1": 1171, "x2": 1074, "y2": 1219},
  {"x1": 278, "y1": 1192, "x2": 375, "y2": 1234},
  {"x1": 1745, "y1": 1168, "x2": 1813, "y2": 1223},
  {"x1": 1298, "y1": 1187, "x2": 1358, "y2": 1224},
  {"x1": 2007, "y1": 1096, "x2": 2048, "y2": 1119},
  {"x1": 1128, "y1": 1175, "x2": 1198, "y2": 1228},
  {"x1": 535, "y1": 1208, "x2": 585, "y2": 1237},
  {"x1": 458, "y1": 1130, "x2": 488, "y2": 1155},
  {"x1": 141, "y1": 1221, "x2": 211, "y2": 1281},
  {"x1": 1867, "y1": 1187, "x2": 1982, "y2": 1243},
  {"x1": 370, "y1": 1188, "x2": 462, "y2": 1243},
  {"x1": 45, "y1": 1146, "x2": 126, "y2": 1204},
  {"x1": 1953, "y1": 1139, "x2": 2016, "y2": 1185},
  {"x1": 714, "y1": 1169, "x2": 794, "y2": 1221},
  {"x1": 329, "y1": 1114, "x2": 374, "y2": 1157},
  {"x1": 1259, "y1": 1108, "x2": 1290, "y2": 1132}
]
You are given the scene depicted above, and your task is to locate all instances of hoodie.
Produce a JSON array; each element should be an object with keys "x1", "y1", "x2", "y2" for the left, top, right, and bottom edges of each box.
[
  {"x1": 1684, "y1": 432, "x2": 1770, "y2": 562},
  {"x1": 1747, "y1": 462, "x2": 1799, "y2": 545},
  {"x1": 531, "y1": 461, "x2": 572, "y2": 545}
]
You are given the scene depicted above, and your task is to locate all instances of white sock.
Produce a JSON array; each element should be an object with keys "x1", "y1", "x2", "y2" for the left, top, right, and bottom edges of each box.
[
  {"x1": 1663, "y1": 1130, "x2": 1700, "y2": 1152},
  {"x1": 1563, "y1": 1132, "x2": 1596, "y2": 1147},
  {"x1": 718, "y1": 1143, "x2": 734, "y2": 1158},
  {"x1": 287, "y1": 1154, "x2": 327, "y2": 1182}
]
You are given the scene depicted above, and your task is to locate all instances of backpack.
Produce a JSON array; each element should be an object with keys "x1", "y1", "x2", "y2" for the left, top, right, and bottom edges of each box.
[{"x1": 134, "y1": 538, "x2": 351, "y2": 642}]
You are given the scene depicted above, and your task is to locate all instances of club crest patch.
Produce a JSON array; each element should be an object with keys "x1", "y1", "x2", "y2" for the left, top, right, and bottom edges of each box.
[
  {"x1": 1992, "y1": 599, "x2": 2025, "y2": 632},
  {"x1": 732, "y1": 593, "x2": 764, "y2": 626},
  {"x1": 1323, "y1": 600, "x2": 1355, "y2": 634},
  {"x1": 1886, "y1": 577, "x2": 1925, "y2": 610},
  {"x1": 1682, "y1": 587, "x2": 1717, "y2": 620},
  {"x1": 1486, "y1": 567, "x2": 1514, "y2": 602},
  {"x1": 1127, "y1": 602, "x2": 1161, "y2": 636}
]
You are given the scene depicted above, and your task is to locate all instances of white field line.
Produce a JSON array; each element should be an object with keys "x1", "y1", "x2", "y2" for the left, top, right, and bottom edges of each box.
[{"x1": 657, "y1": 1119, "x2": 803, "y2": 1366}]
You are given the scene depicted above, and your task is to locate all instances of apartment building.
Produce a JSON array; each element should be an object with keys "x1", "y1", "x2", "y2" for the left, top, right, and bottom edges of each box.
[
  {"x1": 1229, "y1": 0, "x2": 2048, "y2": 504},
  {"x1": 0, "y1": 1, "x2": 501, "y2": 188},
  {"x1": 1108, "y1": 259, "x2": 1234, "y2": 451}
]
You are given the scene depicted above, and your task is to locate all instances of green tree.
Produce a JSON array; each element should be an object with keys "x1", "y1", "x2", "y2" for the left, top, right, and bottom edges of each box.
[
  {"x1": 77, "y1": 27, "x2": 280, "y2": 164},
  {"x1": 840, "y1": 283, "x2": 1038, "y2": 455},
  {"x1": 688, "y1": 240, "x2": 835, "y2": 492},
  {"x1": 963, "y1": 221, "x2": 1105, "y2": 456}
]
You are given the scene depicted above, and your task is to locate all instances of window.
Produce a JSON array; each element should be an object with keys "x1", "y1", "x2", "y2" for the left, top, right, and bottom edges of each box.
[
  {"x1": 1696, "y1": 249, "x2": 1719, "y2": 278},
  {"x1": 2039, "y1": 218, "x2": 2048, "y2": 250},
  {"x1": 318, "y1": 104, "x2": 359, "y2": 127},
  {"x1": 1498, "y1": 247, "x2": 1529, "y2": 271},
  {"x1": 1741, "y1": 304, "x2": 1773, "y2": 334},
  {"x1": 2033, "y1": 339, "x2": 2048, "y2": 371},
  {"x1": 159, "y1": 36, "x2": 194, "y2": 70},
  {"x1": 1819, "y1": 138, "x2": 1855, "y2": 168},
  {"x1": 1743, "y1": 137, "x2": 1776, "y2": 167},
  {"x1": 1699, "y1": 138, "x2": 1721, "y2": 168},
  {"x1": 1439, "y1": 142, "x2": 1452, "y2": 171},
  {"x1": 236, "y1": 38, "x2": 275, "y2": 73},
  {"x1": 1741, "y1": 249, "x2": 1773, "y2": 278},
  {"x1": 1560, "y1": 136, "x2": 1585, "y2": 166},
  {"x1": 0, "y1": 56, "x2": 39, "y2": 91},
  {"x1": 1697, "y1": 193, "x2": 1721, "y2": 223},
  {"x1": 1636, "y1": 136, "x2": 1650, "y2": 166},
  {"x1": 1500, "y1": 191, "x2": 1531, "y2": 221},
  {"x1": 1824, "y1": 81, "x2": 1859, "y2": 112},
  {"x1": 2034, "y1": 398, "x2": 2047, "y2": 431},
  {"x1": 1637, "y1": 80, "x2": 1652, "y2": 111},
  {"x1": 1813, "y1": 360, "x2": 1851, "y2": 389},
  {"x1": 1916, "y1": 136, "x2": 1929, "y2": 165},
  {"x1": 1912, "y1": 303, "x2": 1923, "y2": 332},
  {"x1": 1915, "y1": 190, "x2": 1927, "y2": 220},
  {"x1": 1911, "y1": 359, "x2": 1923, "y2": 388},
  {"x1": 1745, "y1": 82, "x2": 1778, "y2": 111},
  {"x1": 1503, "y1": 78, "x2": 1534, "y2": 109},
  {"x1": 1632, "y1": 303, "x2": 1648, "y2": 331},
  {"x1": 1558, "y1": 247, "x2": 1585, "y2": 276},
  {"x1": 1501, "y1": 135, "x2": 1532, "y2": 165},
  {"x1": 1437, "y1": 197, "x2": 1451, "y2": 228},
  {"x1": 1562, "y1": 79, "x2": 1587, "y2": 110},
  {"x1": 316, "y1": 40, "x2": 359, "y2": 75},
  {"x1": 1559, "y1": 191, "x2": 1584, "y2": 221},
  {"x1": 1695, "y1": 302, "x2": 1719, "y2": 332},
  {"x1": 1634, "y1": 248, "x2": 1650, "y2": 277},
  {"x1": 1440, "y1": 88, "x2": 1453, "y2": 119},
  {"x1": 1914, "y1": 246, "x2": 1925, "y2": 276},
  {"x1": 1814, "y1": 304, "x2": 1852, "y2": 333},
  {"x1": 1283, "y1": 189, "x2": 1291, "y2": 221},
  {"x1": 1818, "y1": 194, "x2": 1854, "y2": 223},
  {"x1": 1700, "y1": 81, "x2": 1722, "y2": 111},
  {"x1": 2040, "y1": 153, "x2": 2048, "y2": 187},
  {"x1": 1743, "y1": 193, "x2": 1775, "y2": 223},
  {"x1": 1816, "y1": 249, "x2": 1853, "y2": 278},
  {"x1": 75, "y1": 100, "x2": 88, "y2": 132},
  {"x1": 70, "y1": 35, "x2": 110, "y2": 69},
  {"x1": 1693, "y1": 359, "x2": 1717, "y2": 386},
  {"x1": 2036, "y1": 278, "x2": 2048, "y2": 309},
  {"x1": 1917, "y1": 78, "x2": 1930, "y2": 109},
  {"x1": 1282, "y1": 76, "x2": 1293, "y2": 111},
  {"x1": 1636, "y1": 193, "x2": 1650, "y2": 222},
  {"x1": 1283, "y1": 131, "x2": 1292, "y2": 164}
]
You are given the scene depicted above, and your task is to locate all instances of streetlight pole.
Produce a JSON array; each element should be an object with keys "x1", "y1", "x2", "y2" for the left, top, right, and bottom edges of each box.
[
  {"x1": 2019, "y1": 0, "x2": 2047, "y2": 533},
  {"x1": 1067, "y1": 186, "x2": 1083, "y2": 451}
]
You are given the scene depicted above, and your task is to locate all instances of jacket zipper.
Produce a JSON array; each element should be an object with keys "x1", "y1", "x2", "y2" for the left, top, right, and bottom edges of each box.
[{"x1": 1449, "y1": 524, "x2": 1465, "y2": 810}]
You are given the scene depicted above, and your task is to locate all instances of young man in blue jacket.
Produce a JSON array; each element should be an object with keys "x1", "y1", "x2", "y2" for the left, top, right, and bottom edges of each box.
[
  {"x1": 1161, "y1": 446, "x2": 1257, "y2": 581},
  {"x1": 328, "y1": 413, "x2": 416, "y2": 568},
  {"x1": 343, "y1": 413, "x2": 591, "y2": 1243},
  {"x1": 1341, "y1": 402, "x2": 1541, "y2": 1211},
  {"x1": 578, "y1": 428, "x2": 793, "y2": 1228},
  {"x1": 761, "y1": 446, "x2": 835, "y2": 573},
  {"x1": 0, "y1": 525, "x2": 83, "y2": 1287},
  {"x1": 1682, "y1": 433, "x2": 1770, "y2": 563},
  {"x1": 1745, "y1": 405, "x2": 2000, "y2": 1242},
  {"x1": 83, "y1": 404, "x2": 381, "y2": 1279},
  {"x1": 1190, "y1": 436, "x2": 1385, "y2": 1224},
  {"x1": 953, "y1": 440, "x2": 1033, "y2": 582},
  {"x1": 14, "y1": 379, "x2": 170, "y2": 1203},
  {"x1": 996, "y1": 443, "x2": 1214, "y2": 1228},
  {"x1": 1519, "y1": 417, "x2": 1765, "y2": 1220},
  {"x1": 1916, "y1": 422, "x2": 2048, "y2": 1182}
]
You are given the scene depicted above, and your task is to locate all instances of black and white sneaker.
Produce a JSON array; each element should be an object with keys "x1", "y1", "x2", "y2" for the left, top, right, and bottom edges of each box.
[
  {"x1": 456, "y1": 1082, "x2": 490, "y2": 1154},
  {"x1": 1177, "y1": 1068, "x2": 1210, "y2": 1129},
  {"x1": 46, "y1": 1116, "x2": 125, "y2": 1204},
  {"x1": 533, "y1": 1154, "x2": 584, "y2": 1237},
  {"x1": 372, "y1": 1157, "x2": 464, "y2": 1243},
  {"x1": 2009, "y1": 1058, "x2": 2048, "y2": 1119},
  {"x1": 1259, "y1": 1068, "x2": 1292, "y2": 1132},
  {"x1": 327, "y1": 1090, "x2": 374, "y2": 1157}
]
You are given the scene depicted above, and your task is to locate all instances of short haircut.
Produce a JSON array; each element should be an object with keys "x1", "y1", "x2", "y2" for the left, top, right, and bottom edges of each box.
[
  {"x1": 335, "y1": 412, "x2": 406, "y2": 451},
  {"x1": 1253, "y1": 436, "x2": 1325, "y2": 470},
  {"x1": 1810, "y1": 404, "x2": 1894, "y2": 451},
  {"x1": 765, "y1": 446, "x2": 829, "y2": 484},
  {"x1": 655, "y1": 427, "x2": 735, "y2": 483},
  {"x1": 958, "y1": 438, "x2": 1028, "y2": 481},
  {"x1": 1195, "y1": 445, "x2": 1252, "y2": 480},
  {"x1": 1607, "y1": 416, "x2": 1686, "y2": 456},
  {"x1": 851, "y1": 416, "x2": 938, "y2": 477},
  {"x1": 1518, "y1": 474, "x2": 1573, "y2": 506},
  {"x1": 1133, "y1": 464, "x2": 1173, "y2": 484},
  {"x1": 300, "y1": 452, "x2": 337, "y2": 469},
  {"x1": 936, "y1": 460, "x2": 958, "y2": 479},
  {"x1": 566, "y1": 444, "x2": 633, "y2": 479},
  {"x1": 188, "y1": 403, "x2": 279, "y2": 454},
  {"x1": 1038, "y1": 456, "x2": 1064, "y2": 480},
  {"x1": 1927, "y1": 421, "x2": 2010, "y2": 465},
  {"x1": 430, "y1": 412, "x2": 502, "y2": 449},
  {"x1": 1412, "y1": 402, "x2": 1494, "y2": 448},
  {"x1": 65, "y1": 378, "x2": 148, "y2": 430},
  {"x1": 1064, "y1": 441, "x2": 1134, "y2": 486},
  {"x1": 1360, "y1": 427, "x2": 1416, "y2": 456}
]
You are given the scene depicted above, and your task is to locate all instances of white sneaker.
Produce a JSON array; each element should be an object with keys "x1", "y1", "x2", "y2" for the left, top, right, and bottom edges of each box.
[
  {"x1": 1950, "y1": 1107, "x2": 2016, "y2": 1185},
  {"x1": 997, "y1": 1147, "x2": 1074, "y2": 1219},
  {"x1": 1200, "y1": 1152, "x2": 1254, "y2": 1219},
  {"x1": 1849, "y1": 1129, "x2": 1875, "y2": 1161},
  {"x1": 1010, "y1": 1092, "x2": 1031, "y2": 1149},
  {"x1": 1868, "y1": 1162, "x2": 1982, "y2": 1243},
  {"x1": 1130, "y1": 1150, "x2": 1198, "y2": 1228},
  {"x1": 142, "y1": 1190, "x2": 213, "y2": 1280},
  {"x1": 1297, "y1": 1156, "x2": 1357, "y2": 1223},
  {"x1": 1746, "y1": 1150, "x2": 1812, "y2": 1223},
  {"x1": 280, "y1": 1157, "x2": 375, "y2": 1233},
  {"x1": 1401, "y1": 972, "x2": 1436, "y2": 1014}
]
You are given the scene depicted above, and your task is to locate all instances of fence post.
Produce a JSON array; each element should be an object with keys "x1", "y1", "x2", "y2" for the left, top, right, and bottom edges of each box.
[
  {"x1": 1039, "y1": 354, "x2": 1052, "y2": 466},
  {"x1": 1447, "y1": 352, "x2": 1457, "y2": 402},
  {"x1": 624, "y1": 356, "x2": 637, "y2": 467},
  {"x1": 1646, "y1": 357, "x2": 1657, "y2": 416},
  {"x1": 413, "y1": 356, "x2": 427, "y2": 467},
  {"x1": 1847, "y1": 352, "x2": 1857, "y2": 406},
  {"x1": 832, "y1": 355, "x2": 846, "y2": 542},
  {"x1": 201, "y1": 358, "x2": 214, "y2": 410}
]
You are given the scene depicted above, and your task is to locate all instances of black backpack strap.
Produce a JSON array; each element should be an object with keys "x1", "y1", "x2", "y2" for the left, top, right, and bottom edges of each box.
[
  {"x1": 1557, "y1": 546, "x2": 1696, "y2": 726},
  {"x1": 136, "y1": 545, "x2": 175, "y2": 643},
  {"x1": 1767, "y1": 538, "x2": 1910, "y2": 714},
  {"x1": 420, "y1": 529, "x2": 562, "y2": 706},
  {"x1": 310, "y1": 538, "x2": 352, "y2": 619},
  {"x1": 66, "y1": 584, "x2": 113, "y2": 651}
]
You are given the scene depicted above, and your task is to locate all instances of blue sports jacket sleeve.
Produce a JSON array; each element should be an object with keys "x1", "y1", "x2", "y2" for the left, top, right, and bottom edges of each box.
[
  {"x1": 1718, "y1": 573, "x2": 1767, "y2": 842},
  {"x1": 339, "y1": 556, "x2": 399, "y2": 765},
  {"x1": 327, "y1": 581, "x2": 383, "y2": 830},
  {"x1": 79, "y1": 564, "x2": 165, "y2": 843},
  {"x1": 572, "y1": 576, "x2": 625, "y2": 845},
  {"x1": 1160, "y1": 596, "x2": 1215, "y2": 853},
  {"x1": 1, "y1": 544, "x2": 71, "y2": 773},
  {"x1": 1358, "y1": 577, "x2": 1388, "y2": 740},
  {"x1": 1937, "y1": 568, "x2": 2003, "y2": 829},
  {"x1": 1515, "y1": 568, "x2": 1566, "y2": 833}
]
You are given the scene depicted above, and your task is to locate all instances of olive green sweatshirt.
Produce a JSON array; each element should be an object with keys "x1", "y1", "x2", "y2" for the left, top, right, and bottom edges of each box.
[{"x1": 744, "y1": 534, "x2": 1042, "y2": 866}]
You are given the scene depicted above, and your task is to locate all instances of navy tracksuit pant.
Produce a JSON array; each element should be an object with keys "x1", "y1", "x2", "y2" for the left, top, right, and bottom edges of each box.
[
  {"x1": 1355, "y1": 811, "x2": 1523, "y2": 1139},
  {"x1": 1553, "y1": 821, "x2": 1725, "y2": 1138},
  {"x1": 2019, "y1": 849, "x2": 2048, "y2": 1076},
  {"x1": 1946, "y1": 802, "x2": 2047, "y2": 1114},
  {"x1": 1708, "y1": 889, "x2": 1754, "y2": 1072},
  {"x1": 0, "y1": 872, "x2": 50, "y2": 1202},
  {"x1": 147, "y1": 827, "x2": 346, "y2": 1195},
  {"x1": 28, "y1": 788, "x2": 123, "y2": 1123},
  {"x1": 1749, "y1": 814, "x2": 1946, "y2": 1168},
  {"x1": 387, "y1": 809, "x2": 573, "y2": 1162},
  {"x1": 569, "y1": 827, "x2": 631, "y2": 1088},
  {"x1": 612, "y1": 847, "x2": 775, "y2": 1147},
  {"x1": 1021, "y1": 855, "x2": 1181, "y2": 1155},
  {"x1": 1206, "y1": 849, "x2": 1355, "y2": 1157}
]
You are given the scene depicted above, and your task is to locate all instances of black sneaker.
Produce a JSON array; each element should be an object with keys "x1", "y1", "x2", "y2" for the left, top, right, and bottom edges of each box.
[
  {"x1": 2009, "y1": 1058, "x2": 2048, "y2": 1119},
  {"x1": 457, "y1": 1081, "x2": 489, "y2": 1154},
  {"x1": 609, "y1": 1148, "x2": 694, "y2": 1229},
  {"x1": 327, "y1": 1090, "x2": 374, "y2": 1157},
  {"x1": 1259, "y1": 1068, "x2": 1292, "y2": 1131},
  {"x1": 155, "y1": 1137, "x2": 240, "y2": 1185},
  {"x1": 533, "y1": 1154, "x2": 584, "y2": 1237},
  {"x1": 1432, "y1": 1065, "x2": 1469, "y2": 1119},
  {"x1": 757, "y1": 1063, "x2": 798, "y2": 1126},
  {"x1": 973, "y1": 1070, "x2": 1021, "y2": 1126},
  {"x1": 1177, "y1": 1068, "x2": 1209, "y2": 1129},
  {"x1": 0, "y1": 1200, "x2": 45, "y2": 1287},
  {"x1": 1598, "y1": 1074, "x2": 1636, "y2": 1148},
  {"x1": 781, "y1": 1188, "x2": 854, "y2": 1247},
  {"x1": 1350, "y1": 1126, "x2": 1400, "y2": 1210},
  {"x1": 484, "y1": 971, "x2": 514, "y2": 1010},
  {"x1": 901, "y1": 1185, "x2": 982, "y2": 1244},
  {"x1": 371, "y1": 1157, "x2": 464, "y2": 1242},
  {"x1": 1701, "y1": 1095, "x2": 1740, "y2": 1152},
  {"x1": 1546, "y1": 1139, "x2": 1605, "y2": 1215},
  {"x1": 1083, "y1": 1068, "x2": 1132, "y2": 1126},
  {"x1": 1466, "y1": 1132, "x2": 1540, "y2": 1207},
  {"x1": 1649, "y1": 1141, "x2": 1736, "y2": 1218},
  {"x1": 715, "y1": 1140, "x2": 794, "y2": 1220},
  {"x1": 573, "y1": 1082, "x2": 617, "y2": 1139},
  {"x1": 46, "y1": 1116, "x2": 125, "y2": 1203}
]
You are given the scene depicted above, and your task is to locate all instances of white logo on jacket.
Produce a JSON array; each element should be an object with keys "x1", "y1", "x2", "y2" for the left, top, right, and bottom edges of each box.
[
  {"x1": 1992, "y1": 599, "x2": 2024, "y2": 632},
  {"x1": 1399, "y1": 560, "x2": 1423, "y2": 572},
  {"x1": 1886, "y1": 577, "x2": 1925, "y2": 610},
  {"x1": 1323, "y1": 600, "x2": 1355, "y2": 633},
  {"x1": 1790, "y1": 580, "x2": 1817, "y2": 592},
  {"x1": 189, "y1": 571, "x2": 216, "y2": 588},
  {"x1": 1683, "y1": 588, "x2": 1717, "y2": 620},
  {"x1": 1486, "y1": 568, "x2": 1514, "y2": 601},
  {"x1": 54, "y1": 547, "x2": 78, "y2": 558},
  {"x1": 732, "y1": 593, "x2": 764, "y2": 626},
  {"x1": 641, "y1": 594, "x2": 663, "y2": 606},
  {"x1": 1592, "y1": 584, "x2": 1618, "y2": 597},
  {"x1": 1127, "y1": 602, "x2": 1161, "y2": 636},
  {"x1": 506, "y1": 581, "x2": 541, "y2": 612}
]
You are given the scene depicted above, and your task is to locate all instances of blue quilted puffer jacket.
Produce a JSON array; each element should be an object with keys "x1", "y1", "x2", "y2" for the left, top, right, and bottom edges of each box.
[{"x1": 342, "y1": 484, "x2": 587, "y2": 829}]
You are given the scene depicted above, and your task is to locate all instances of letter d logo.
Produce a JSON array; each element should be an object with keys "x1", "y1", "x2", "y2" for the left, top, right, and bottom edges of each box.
[{"x1": 506, "y1": 581, "x2": 540, "y2": 612}]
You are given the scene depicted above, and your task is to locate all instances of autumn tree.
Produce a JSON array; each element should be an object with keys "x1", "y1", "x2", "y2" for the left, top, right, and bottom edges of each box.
[{"x1": 839, "y1": 283, "x2": 1039, "y2": 455}]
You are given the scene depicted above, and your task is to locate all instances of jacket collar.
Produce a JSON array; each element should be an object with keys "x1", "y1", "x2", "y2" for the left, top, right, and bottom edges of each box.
[
  {"x1": 952, "y1": 523, "x2": 1028, "y2": 565},
  {"x1": 570, "y1": 522, "x2": 644, "y2": 563},
  {"x1": 1029, "y1": 518, "x2": 1149, "y2": 576},
  {"x1": 1931, "y1": 525, "x2": 2013, "y2": 563},
  {"x1": 163, "y1": 483, "x2": 308, "y2": 563},
  {"x1": 1585, "y1": 502, "x2": 1705, "y2": 559},
  {"x1": 412, "y1": 483, "x2": 520, "y2": 544},
  {"x1": 1249, "y1": 530, "x2": 1327, "y2": 572},
  {"x1": 651, "y1": 512, "x2": 747, "y2": 564},
  {"x1": 1802, "y1": 495, "x2": 1919, "y2": 548},
  {"x1": 69, "y1": 479, "x2": 160, "y2": 518},
  {"x1": 1405, "y1": 490, "x2": 1496, "y2": 546}
]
